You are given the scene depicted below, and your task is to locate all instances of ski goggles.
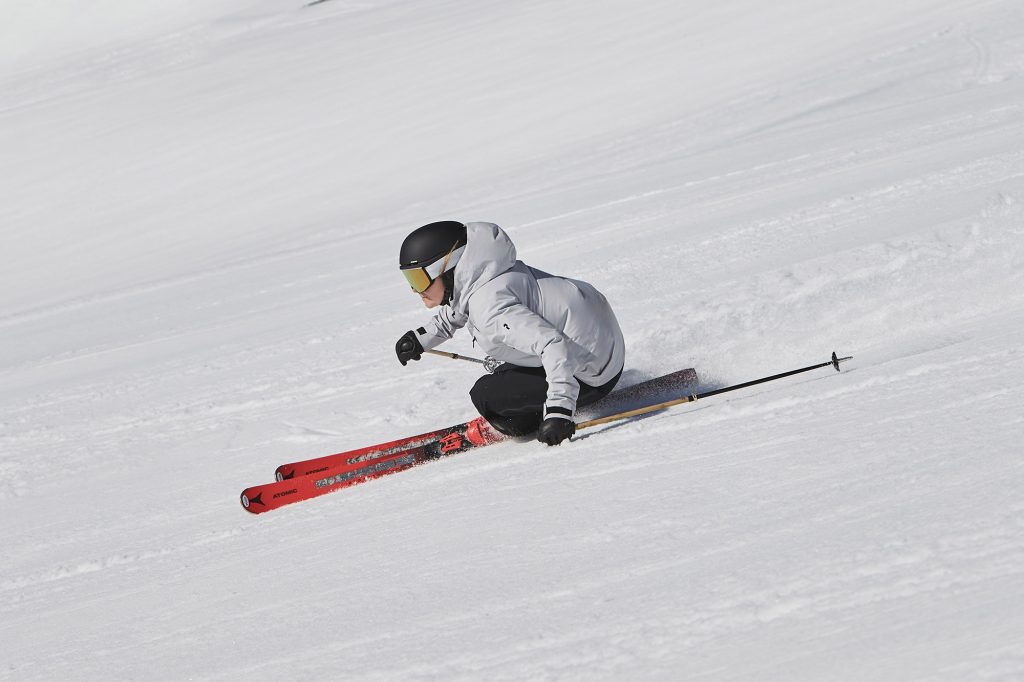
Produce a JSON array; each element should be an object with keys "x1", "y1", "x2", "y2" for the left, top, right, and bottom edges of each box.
[{"x1": 400, "y1": 243, "x2": 465, "y2": 293}]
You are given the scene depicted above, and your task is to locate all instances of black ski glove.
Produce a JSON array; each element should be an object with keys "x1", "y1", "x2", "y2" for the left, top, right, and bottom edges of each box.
[
  {"x1": 537, "y1": 416, "x2": 575, "y2": 446},
  {"x1": 396, "y1": 330, "x2": 424, "y2": 366}
]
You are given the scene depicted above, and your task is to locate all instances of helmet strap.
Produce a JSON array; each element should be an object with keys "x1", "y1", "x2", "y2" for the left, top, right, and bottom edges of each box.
[{"x1": 441, "y1": 270, "x2": 455, "y2": 306}]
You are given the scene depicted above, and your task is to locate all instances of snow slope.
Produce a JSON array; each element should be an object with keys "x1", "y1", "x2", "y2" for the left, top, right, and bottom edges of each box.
[{"x1": 2, "y1": 0, "x2": 1024, "y2": 679}]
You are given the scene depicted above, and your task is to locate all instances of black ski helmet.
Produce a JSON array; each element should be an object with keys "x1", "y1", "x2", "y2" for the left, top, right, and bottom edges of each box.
[
  {"x1": 399, "y1": 220, "x2": 467, "y2": 269},
  {"x1": 399, "y1": 221, "x2": 467, "y2": 304}
]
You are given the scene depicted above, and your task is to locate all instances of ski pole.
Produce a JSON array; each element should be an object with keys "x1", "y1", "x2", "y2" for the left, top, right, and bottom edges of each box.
[
  {"x1": 426, "y1": 349, "x2": 486, "y2": 364},
  {"x1": 576, "y1": 351, "x2": 853, "y2": 432},
  {"x1": 425, "y1": 349, "x2": 503, "y2": 373}
]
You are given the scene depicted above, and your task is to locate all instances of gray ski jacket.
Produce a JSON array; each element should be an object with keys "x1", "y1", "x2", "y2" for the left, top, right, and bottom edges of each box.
[{"x1": 414, "y1": 222, "x2": 625, "y2": 418}]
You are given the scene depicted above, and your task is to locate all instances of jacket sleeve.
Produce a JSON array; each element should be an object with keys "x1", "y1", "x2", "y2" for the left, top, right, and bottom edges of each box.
[
  {"x1": 416, "y1": 305, "x2": 467, "y2": 351},
  {"x1": 482, "y1": 297, "x2": 580, "y2": 418}
]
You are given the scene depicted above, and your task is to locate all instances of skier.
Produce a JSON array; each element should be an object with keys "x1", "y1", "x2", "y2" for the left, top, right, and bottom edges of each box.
[{"x1": 395, "y1": 220, "x2": 625, "y2": 446}]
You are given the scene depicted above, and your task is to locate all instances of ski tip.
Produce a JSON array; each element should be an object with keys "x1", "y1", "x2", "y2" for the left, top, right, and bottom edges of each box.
[
  {"x1": 240, "y1": 490, "x2": 266, "y2": 514},
  {"x1": 275, "y1": 467, "x2": 294, "y2": 482}
]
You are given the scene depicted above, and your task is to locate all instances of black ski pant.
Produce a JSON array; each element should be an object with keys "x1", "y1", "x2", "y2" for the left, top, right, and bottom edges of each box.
[{"x1": 469, "y1": 364, "x2": 622, "y2": 437}]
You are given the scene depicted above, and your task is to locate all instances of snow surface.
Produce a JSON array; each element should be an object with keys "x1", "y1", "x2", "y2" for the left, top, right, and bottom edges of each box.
[{"x1": 2, "y1": 0, "x2": 1024, "y2": 679}]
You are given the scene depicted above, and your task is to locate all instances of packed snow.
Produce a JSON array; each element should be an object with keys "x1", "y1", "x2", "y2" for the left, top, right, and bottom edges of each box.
[{"x1": 2, "y1": 0, "x2": 1023, "y2": 679}]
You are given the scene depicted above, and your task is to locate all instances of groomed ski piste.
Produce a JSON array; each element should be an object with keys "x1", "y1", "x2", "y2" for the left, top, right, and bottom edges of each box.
[{"x1": 2, "y1": 0, "x2": 1023, "y2": 679}]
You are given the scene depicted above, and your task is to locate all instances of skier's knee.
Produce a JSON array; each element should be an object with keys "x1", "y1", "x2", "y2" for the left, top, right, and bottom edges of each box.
[{"x1": 469, "y1": 375, "x2": 494, "y2": 417}]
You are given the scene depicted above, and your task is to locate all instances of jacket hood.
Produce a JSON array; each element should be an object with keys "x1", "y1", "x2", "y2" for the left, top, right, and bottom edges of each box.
[{"x1": 451, "y1": 222, "x2": 517, "y2": 315}]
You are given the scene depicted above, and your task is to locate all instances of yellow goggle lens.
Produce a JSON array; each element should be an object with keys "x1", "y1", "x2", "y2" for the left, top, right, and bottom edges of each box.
[{"x1": 402, "y1": 267, "x2": 432, "y2": 293}]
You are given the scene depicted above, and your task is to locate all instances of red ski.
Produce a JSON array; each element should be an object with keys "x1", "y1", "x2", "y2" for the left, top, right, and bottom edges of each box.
[
  {"x1": 240, "y1": 368, "x2": 698, "y2": 515},
  {"x1": 272, "y1": 367, "x2": 698, "y2": 482},
  {"x1": 241, "y1": 417, "x2": 502, "y2": 514},
  {"x1": 273, "y1": 417, "x2": 504, "y2": 481}
]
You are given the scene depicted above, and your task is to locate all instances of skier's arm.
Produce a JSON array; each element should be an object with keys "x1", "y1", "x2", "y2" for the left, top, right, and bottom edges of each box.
[
  {"x1": 416, "y1": 305, "x2": 467, "y2": 351},
  {"x1": 482, "y1": 298, "x2": 580, "y2": 418}
]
